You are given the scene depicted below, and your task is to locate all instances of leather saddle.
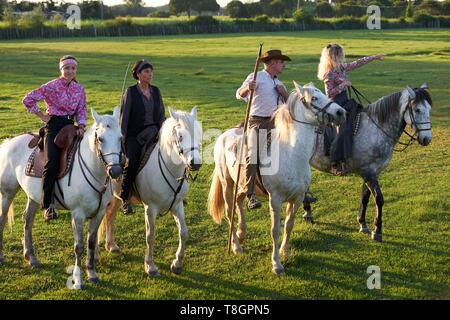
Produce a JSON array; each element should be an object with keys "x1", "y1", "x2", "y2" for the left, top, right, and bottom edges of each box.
[{"x1": 26, "y1": 125, "x2": 79, "y2": 179}]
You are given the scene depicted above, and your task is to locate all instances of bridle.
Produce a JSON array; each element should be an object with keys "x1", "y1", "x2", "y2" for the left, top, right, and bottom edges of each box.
[
  {"x1": 289, "y1": 92, "x2": 335, "y2": 133},
  {"x1": 367, "y1": 97, "x2": 432, "y2": 152},
  {"x1": 75, "y1": 130, "x2": 123, "y2": 217},
  {"x1": 157, "y1": 123, "x2": 200, "y2": 216}
]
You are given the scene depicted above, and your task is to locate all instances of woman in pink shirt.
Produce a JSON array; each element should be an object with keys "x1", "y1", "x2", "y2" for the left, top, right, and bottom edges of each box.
[
  {"x1": 317, "y1": 44, "x2": 385, "y2": 175},
  {"x1": 23, "y1": 55, "x2": 87, "y2": 221}
]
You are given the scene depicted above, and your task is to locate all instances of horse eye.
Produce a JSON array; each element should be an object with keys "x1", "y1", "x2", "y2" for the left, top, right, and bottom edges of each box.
[
  {"x1": 312, "y1": 97, "x2": 317, "y2": 101},
  {"x1": 415, "y1": 109, "x2": 421, "y2": 114},
  {"x1": 98, "y1": 136, "x2": 104, "y2": 143},
  {"x1": 107, "y1": 124, "x2": 110, "y2": 128}
]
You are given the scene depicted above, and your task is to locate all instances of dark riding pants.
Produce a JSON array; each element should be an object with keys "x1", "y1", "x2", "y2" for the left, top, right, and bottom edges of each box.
[
  {"x1": 120, "y1": 136, "x2": 142, "y2": 202},
  {"x1": 42, "y1": 116, "x2": 74, "y2": 209}
]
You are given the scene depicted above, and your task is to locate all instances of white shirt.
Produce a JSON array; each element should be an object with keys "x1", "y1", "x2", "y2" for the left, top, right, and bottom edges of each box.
[{"x1": 236, "y1": 69, "x2": 286, "y2": 117}]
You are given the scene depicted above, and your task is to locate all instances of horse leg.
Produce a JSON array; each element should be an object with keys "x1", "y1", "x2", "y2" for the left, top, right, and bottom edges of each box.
[
  {"x1": 103, "y1": 197, "x2": 121, "y2": 254},
  {"x1": 358, "y1": 182, "x2": 371, "y2": 234},
  {"x1": 22, "y1": 198, "x2": 40, "y2": 268},
  {"x1": 71, "y1": 213, "x2": 85, "y2": 289},
  {"x1": 269, "y1": 194, "x2": 284, "y2": 275},
  {"x1": 302, "y1": 201, "x2": 314, "y2": 224},
  {"x1": 144, "y1": 205, "x2": 159, "y2": 277},
  {"x1": 365, "y1": 178, "x2": 383, "y2": 242},
  {"x1": 223, "y1": 186, "x2": 243, "y2": 254},
  {"x1": 86, "y1": 214, "x2": 103, "y2": 284},
  {"x1": 170, "y1": 201, "x2": 188, "y2": 275},
  {"x1": 280, "y1": 198, "x2": 302, "y2": 259},
  {"x1": 236, "y1": 198, "x2": 246, "y2": 244},
  {"x1": 0, "y1": 187, "x2": 18, "y2": 265}
]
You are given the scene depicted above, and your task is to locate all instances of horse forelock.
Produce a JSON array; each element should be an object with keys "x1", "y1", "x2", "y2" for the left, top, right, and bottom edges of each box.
[
  {"x1": 414, "y1": 88, "x2": 432, "y2": 107},
  {"x1": 366, "y1": 91, "x2": 403, "y2": 124}
]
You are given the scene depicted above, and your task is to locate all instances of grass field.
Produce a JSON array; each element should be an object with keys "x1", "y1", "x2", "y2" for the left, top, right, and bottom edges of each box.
[{"x1": 0, "y1": 29, "x2": 449, "y2": 300}]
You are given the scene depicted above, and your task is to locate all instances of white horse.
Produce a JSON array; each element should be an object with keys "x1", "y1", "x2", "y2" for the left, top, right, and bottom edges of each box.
[
  {"x1": 0, "y1": 108, "x2": 122, "y2": 289},
  {"x1": 208, "y1": 82, "x2": 346, "y2": 274},
  {"x1": 99, "y1": 107, "x2": 202, "y2": 276}
]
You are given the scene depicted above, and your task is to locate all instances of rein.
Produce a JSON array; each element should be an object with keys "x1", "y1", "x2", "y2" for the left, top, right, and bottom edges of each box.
[
  {"x1": 289, "y1": 94, "x2": 334, "y2": 133},
  {"x1": 156, "y1": 126, "x2": 199, "y2": 217}
]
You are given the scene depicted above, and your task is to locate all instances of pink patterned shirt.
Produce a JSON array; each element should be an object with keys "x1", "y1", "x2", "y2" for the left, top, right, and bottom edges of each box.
[
  {"x1": 324, "y1": 55, "x2": 376, "y2": 98},
  {"x1": 23, "y1": 77, "x2": 87, "y2": 125}
]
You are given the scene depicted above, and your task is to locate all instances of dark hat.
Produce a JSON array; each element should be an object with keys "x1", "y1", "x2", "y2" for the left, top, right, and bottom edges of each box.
[{"x1": 260, "y1": 50, "x2": 291, "y2": 63}]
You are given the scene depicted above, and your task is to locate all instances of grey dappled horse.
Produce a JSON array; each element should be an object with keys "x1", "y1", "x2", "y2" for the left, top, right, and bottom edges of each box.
[{"x1": 305, "y1": 85, "x2": 432, "y2": 242}]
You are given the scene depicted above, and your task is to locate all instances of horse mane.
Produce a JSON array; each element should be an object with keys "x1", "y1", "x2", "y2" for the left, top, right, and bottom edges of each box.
[
  {"x1": 160, "y1": 110, "x2": 201, "y2": 153},
  {"x1": 365, "y1": 91, "x2": 403, "y2": 124},
  {"x1": 272, "y1": 91, "x2": 295, "y2": 144},
  {"x1": 365, "y1": 88, "x2": 432, "y2": 124},
  {"x1": 272, "y1": 84, "x2": 316, "y2": 144}
]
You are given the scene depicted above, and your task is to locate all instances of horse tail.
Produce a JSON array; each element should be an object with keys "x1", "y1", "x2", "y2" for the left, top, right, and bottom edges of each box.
[
  {"x1": 7, "y1": 201, "x2": 14, "y2": 229},
  {"x1": 208, "y1": 166, "x2": 224, "y2": 224}
]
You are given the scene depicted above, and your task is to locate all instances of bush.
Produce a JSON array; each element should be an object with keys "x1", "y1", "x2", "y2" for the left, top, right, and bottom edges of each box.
[
  {"x1": 190, "y1": 15, "x2": 218, "y2": 26},
  {"x1": 413, "y1": 10, "x2": 436, "y2": 23},
  {"x1": 18, "y1": 6, "x2": 46, "y2": 29},
  {"x1": 254, "y1": 14, "x2": 270, "y2": 24},
  {"x1": 105, "y1": 16, "x2": 133, "y2": 28},
  {"x1": 316, "y1": 2, "x2": 334, "y2": 18},
  {"x1": 293, "y1": 8, "x2": 314, "y2": 23},
  {"x1": 149, "y1": 11, "x2": 170, "y2": 18}
]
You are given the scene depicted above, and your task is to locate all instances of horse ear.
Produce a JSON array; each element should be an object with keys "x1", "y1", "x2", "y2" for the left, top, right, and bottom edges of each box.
[
  {"x1": 191, "y1": 106, "x2": 197, "y2": 119},
  {"x1": 91, "y1": 108, "x2": 100, "y2": 124},
  {"x1": 406, "y1": 86, "x2": 416, "y2": 100},
  {"x1": 113, "y1": 106, "x2": 120, "y2": 123},
  {"x1": 168, "y1": 107, "x2": 178, "y2": 121},
  {"x1": 420, "y1": 83, "x2": 429, "y2": 90},
  {"x1": 293, "y1": 80, "x2": 304, "y2": 98}
]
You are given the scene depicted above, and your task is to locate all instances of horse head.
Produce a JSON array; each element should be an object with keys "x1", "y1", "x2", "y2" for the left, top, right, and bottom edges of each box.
[
  {"x1": 403, "y1": 84, "x2": 432, "y2": 146},
  {"x1": 165, "y1": 106, "x2": 202, "y2": 171},
  {"x1": 91, "y1": 106, "x2": 123, "y2": 179},
  {"x1": 293, "y1": 81, "x2": 346, "y2": 127}
]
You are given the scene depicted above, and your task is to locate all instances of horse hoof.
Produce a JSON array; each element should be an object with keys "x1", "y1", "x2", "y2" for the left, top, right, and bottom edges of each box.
[
  {"x1": 88, "y1": 277, "x2": 100, "y2": 284},
  {"x1": 148, "y1": 270, "x2": 161, "y2": 277},
  {"x1": 371, "y1": 232, "x2": 382, "y2": 242},
  {"x1": 170, "y1": 264, "x2": 183, "y2": 275},
  {"x1": 272, "y1": 266, "x2": 285, "y2": 275},
  {"x1": 29, "y1": 260, "x2": 41, "y2": 269},
  {"x1": 106, "y1": 244, "x2": 121, "y2": 254},
  {"x1": 359, "y1": 226, "x2": 371, "y2": 235},
  {"x1": 303, "y1": 216, "x2": 314, "y2": 224},
  {"x1": 71, "y1": 280, "x2": 85, "y2": 290}
]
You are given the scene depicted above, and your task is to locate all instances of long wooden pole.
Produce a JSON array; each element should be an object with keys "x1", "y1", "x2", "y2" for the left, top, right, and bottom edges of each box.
[{"x1": 227, "y1": 43, "x2": 263, "y2": 254}]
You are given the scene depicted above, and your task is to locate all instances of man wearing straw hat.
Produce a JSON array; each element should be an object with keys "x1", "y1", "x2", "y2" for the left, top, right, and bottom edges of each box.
[{"x1": 236, "y1": 49, "x2": 291, "y2": 210}]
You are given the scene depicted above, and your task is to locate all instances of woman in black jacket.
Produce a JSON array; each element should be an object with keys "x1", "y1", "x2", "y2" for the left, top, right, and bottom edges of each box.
[{"x1": 120, "y1": 59, "x2": 166, "y2": 214}]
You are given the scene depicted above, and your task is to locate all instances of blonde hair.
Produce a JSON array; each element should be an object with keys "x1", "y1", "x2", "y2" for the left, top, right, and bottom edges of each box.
[{"x1": 317, "y1": 44, "x2": 345, "y2": 81}]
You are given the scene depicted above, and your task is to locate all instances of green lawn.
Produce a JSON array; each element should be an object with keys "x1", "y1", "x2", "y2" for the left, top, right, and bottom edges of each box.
[{"x1": 0, "y1": 29, "x2": 449, "y2": 299}]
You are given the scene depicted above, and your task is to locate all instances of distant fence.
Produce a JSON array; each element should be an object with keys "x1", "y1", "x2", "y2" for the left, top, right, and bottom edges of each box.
[{"x1": 0, "y1": 19, "x2": 447, "y2": 40}]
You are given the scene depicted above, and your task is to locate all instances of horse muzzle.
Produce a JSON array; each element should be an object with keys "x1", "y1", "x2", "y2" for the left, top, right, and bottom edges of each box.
[
  {"x1": 108, "y1": 164, "x2": 123, "y2": 179},
  {"x1": 419, "y1": 135, "x2": 431, "y2": 146},
  {"x1": 189, "y1": 161, "x2": 202, "y2": 171}
]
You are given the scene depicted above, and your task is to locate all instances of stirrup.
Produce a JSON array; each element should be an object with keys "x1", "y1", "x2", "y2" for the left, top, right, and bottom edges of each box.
[
  {"x1": 44, "y1": 207, "x2": 59, "y2": 221},
  {"x1": 121, "y1": 201, "x2": 134, "y2": 215},
  {"x1": 247, "y1": 195, "x2": 262, "y2": 210}
]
